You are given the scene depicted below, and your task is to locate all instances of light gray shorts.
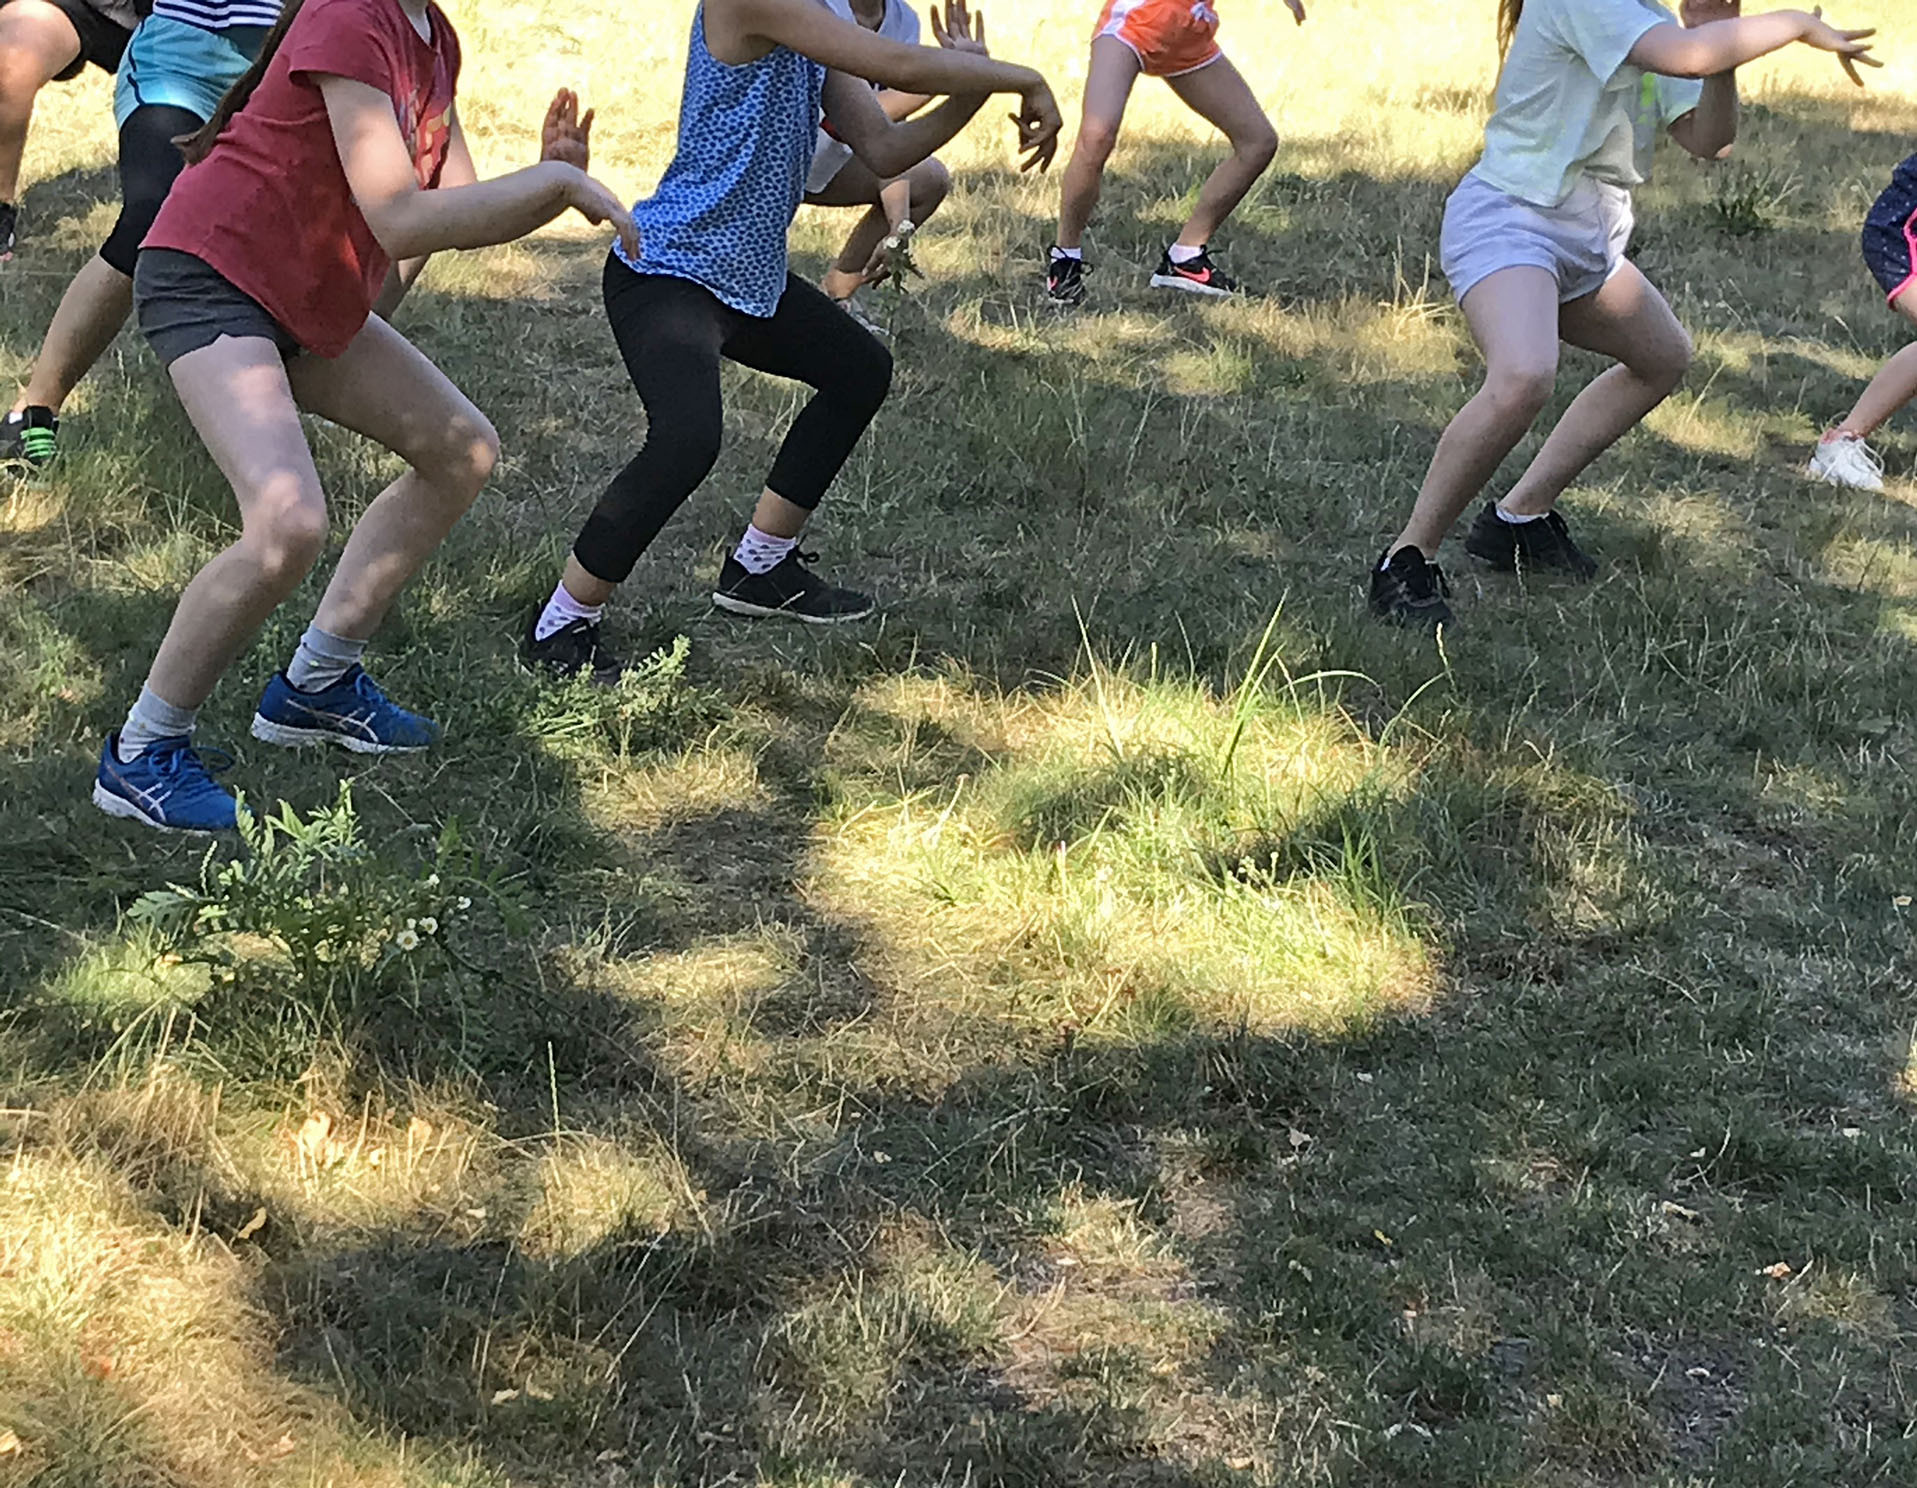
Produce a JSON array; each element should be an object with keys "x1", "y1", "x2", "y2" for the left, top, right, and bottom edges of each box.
[{"x1": 1440, "y1": 171, "x2": 1635, "y2": 306}]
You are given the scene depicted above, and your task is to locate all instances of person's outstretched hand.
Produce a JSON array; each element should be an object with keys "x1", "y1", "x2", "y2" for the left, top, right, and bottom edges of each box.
[
  {"x1": 541, "y1": 88, "x2": 596, "y2": 170},
  {"x1": 930, "y1": 0, "x2": 989, "y2": 54},
  {"x1": 1803, "y1": 8, "x2": 1879, "y2": 86}
]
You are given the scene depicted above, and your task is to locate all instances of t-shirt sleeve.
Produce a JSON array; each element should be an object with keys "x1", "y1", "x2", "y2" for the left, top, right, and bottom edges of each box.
[
  {"x1": 282, "y1": 0, "x2": 402, "y2": 93},
  {"x1": 1539, "y1": 0, "x2": 1668, "y2": 83}
]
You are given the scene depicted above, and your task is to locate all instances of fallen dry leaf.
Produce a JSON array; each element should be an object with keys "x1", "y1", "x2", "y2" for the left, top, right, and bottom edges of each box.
[
  {"x1": 0, "y1": 1429, "x2": 21, "y2": 1455},
  {"x1": 490, "y1": 1388, "x2": 520, "y2": 1406},
  {"x1": 1758, "y1": 1261, "x2": 1794, "y2": 1280},
  {"x1": 234, "y1": 1207, "x2": 267, "y2": 1243},
  {"x1": 524, "y1": 1383, "x2": 554, "y2": 1402}
]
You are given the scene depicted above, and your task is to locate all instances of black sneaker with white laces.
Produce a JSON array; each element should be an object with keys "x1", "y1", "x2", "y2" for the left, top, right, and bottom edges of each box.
[
  {"x1": 1149, "y1": 244, "x2": 1236, "y2": 297},
  {"x1": 713, "y1": 551, "x2": 874, "y2": 624},
  {"x1": 1462, "y1": 502, "x2": 1599, "y2": 579},
  {"x1": 1046, "y1": 248, "x2": 1088, "y2": 305},
  {"x1": 1368, "y1": 545, "x2": 1454, "y2": 628},
  {"x1": 521, "y1": 613, "x2": 626, "y2": 683}
]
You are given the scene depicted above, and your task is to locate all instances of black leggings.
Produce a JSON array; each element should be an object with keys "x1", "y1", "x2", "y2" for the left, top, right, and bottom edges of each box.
[
  {"x1": 573, "y1": 254, "x2": 894, "y2": 585},
  {"x1": 101, "y1": 104, "x2": 201, "y2": 277}
]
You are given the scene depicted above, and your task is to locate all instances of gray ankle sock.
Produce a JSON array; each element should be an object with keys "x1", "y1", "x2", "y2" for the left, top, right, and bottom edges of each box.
[
  {"x1": 285, "y1": 624, "x2": 367, "y2": 693},
  {"x1": 117, "y1": 685, "x2": 198, "y2": 762}
]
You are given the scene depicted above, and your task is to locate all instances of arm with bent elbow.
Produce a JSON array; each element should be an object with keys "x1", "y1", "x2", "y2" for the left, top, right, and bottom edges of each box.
[
  {"x1": 824, "y1": 71, "x2": 984, "y2": 179},
  {"x1": 1668, "y1": 71, "x2": 1739, "y2": 158},
  {"x1": 1627, "y1": 10, "x2": 1876, "y2": 81},
  {"x1": 318, "y1": 76, "x2": 639, "y2": 263},
  {"x1": 721, "y1": 0, "x2": 1061, "y2": 171}
]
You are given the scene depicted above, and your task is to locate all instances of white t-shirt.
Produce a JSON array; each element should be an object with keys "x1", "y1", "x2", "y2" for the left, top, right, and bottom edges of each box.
[
  {"x1": 807, "y1": 0, "x2": 923, "y2": 193},
  {"x1": 1474, "y1": 0, "x2": 1704, "y2": 208}
]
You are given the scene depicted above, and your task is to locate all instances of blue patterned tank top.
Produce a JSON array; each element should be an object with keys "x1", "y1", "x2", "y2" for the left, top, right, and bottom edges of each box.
[{"x1": 618, "y1": 6, "x2": 825, "y2": 318}]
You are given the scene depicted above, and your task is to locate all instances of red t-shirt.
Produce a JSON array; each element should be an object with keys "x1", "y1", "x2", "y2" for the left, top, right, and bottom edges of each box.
[{"x1": 144, "y1": 0, "x2": 461, "y2": 358}]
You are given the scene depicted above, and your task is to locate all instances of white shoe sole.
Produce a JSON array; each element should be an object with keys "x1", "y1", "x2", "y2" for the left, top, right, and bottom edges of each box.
[
  {"x1": 92, "y1": 781, "x2": 206, "y2": 833},
  {"x1": 1149, "y1": 272, "x2": 1233, "y2": 298},
  {"x1": 250, "y1": 715, "x2": 427, "y2": 755},
  {"x1": 710, "y1": 592, "x2": 875, "y2": 625},
  {"x1": 1804, "y1": 459, "x2": 1884, "y2": 493}
]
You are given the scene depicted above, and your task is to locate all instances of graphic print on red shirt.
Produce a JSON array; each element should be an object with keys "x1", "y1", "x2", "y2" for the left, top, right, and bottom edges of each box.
[{"x1": 143, "y1": 0, "x2": 462, "y2": 358}]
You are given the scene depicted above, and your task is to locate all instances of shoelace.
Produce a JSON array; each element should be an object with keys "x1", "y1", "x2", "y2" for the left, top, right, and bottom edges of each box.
[
  {"x1": 1405, "y1": 558, "x2": 1450, "y2": 600},
  {"x1": 1850, "y1": 439, "x2": 1886, "y2": 478},
  {"x1": 148, "y1": 739, "x2": 235, "y2": 782}
]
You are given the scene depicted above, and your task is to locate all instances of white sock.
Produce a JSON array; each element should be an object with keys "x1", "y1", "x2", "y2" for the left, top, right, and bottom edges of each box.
[
  {"x1": 1051, "y1": 245, "x2": 1083, "y2": 261},
  {"x1": 285, "y1": 623, "x2": 367, "y2": 692},
  {"x1": 733, "y1": 524, "x2": 797, "y2": 576},
  {"x1": 117, "y1": 685, "x2": 197, "y2": 761},
  {"x1": 1167, "y1": 243, "x2": 1205, "y2": 264},
  {"x1": 1495, "y1": 505, "x2": 1544, "y2": 525},
  {"x1": 534, "y1": 582, "x2": 603, "y2": 642}
]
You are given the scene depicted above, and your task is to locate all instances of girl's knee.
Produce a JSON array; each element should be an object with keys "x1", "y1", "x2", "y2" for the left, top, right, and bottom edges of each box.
[
  {"x1": 657, "y1": 409, "x2": 725, "y2": 489},
  {"x1": 1485, "y1": 360, "x2": 1557, "y2": 421},
  {"x1": 241, "y1": 483, "x2": 328, "y2": 587},
  {"x1": 1634, "y1": 328, "x2": 1693, "y2": 394},
  {"x1": 845, "y1": 338, "x2": 894, "y2": 413},
  {"x1": 419, "y1": 410, "x2": 501, "y2": 504},
  {"x1": 1073, "y1": 118, "x2": 1122, "y2": 168},
  {"x1": 913, "y1": 158, "x2": 952, "y2": 210},
  {"x1": 1236, "y1": 121, "x2": 1279, "y2": 170}
]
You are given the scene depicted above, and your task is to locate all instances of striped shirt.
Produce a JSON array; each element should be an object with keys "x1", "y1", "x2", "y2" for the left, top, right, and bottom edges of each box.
[{"x1": 152, "y1": 0, "x2": 284, "y2": 29}]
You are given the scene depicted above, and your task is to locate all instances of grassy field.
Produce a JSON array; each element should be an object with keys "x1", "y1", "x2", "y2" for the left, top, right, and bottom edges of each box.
[{"x1": 3, "y1": 1, "x2": 1917, "y2": 1483}]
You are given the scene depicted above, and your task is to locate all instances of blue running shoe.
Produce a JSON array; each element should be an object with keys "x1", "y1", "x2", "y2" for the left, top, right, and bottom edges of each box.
[
  {"x1": 93, "y1": 733, "x2": 241, "y2": 832},
  {"x1": 251, "y1": 666, "x2": 438, "y2": 755}
]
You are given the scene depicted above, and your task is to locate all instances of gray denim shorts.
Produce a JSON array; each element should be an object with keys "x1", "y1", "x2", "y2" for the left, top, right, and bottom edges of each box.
[
  {"x1": 134, "y1": 247, "x2": 301, "y2": 368},
  {"x1": 1440, "y1": 171, "x2": 1635, "y2": 306}
]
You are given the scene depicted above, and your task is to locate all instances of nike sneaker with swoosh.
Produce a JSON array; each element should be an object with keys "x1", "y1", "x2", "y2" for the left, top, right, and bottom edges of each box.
[{"x1": 1150, "y1": 245, "x2": 1237, "y2": 298}]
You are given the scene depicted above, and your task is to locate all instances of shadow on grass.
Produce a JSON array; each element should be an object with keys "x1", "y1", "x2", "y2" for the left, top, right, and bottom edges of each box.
[{"x1": 3, "y1": 82, "x2": 1917, "y2": 1487}]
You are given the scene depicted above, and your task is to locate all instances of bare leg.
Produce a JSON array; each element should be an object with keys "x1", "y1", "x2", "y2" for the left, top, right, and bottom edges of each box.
[
  {"x1": 1390, "y1": 267, "x2": 1562, "y2": 556},
  {"x1": 1163, "y1": 53, "x2": 1277, "y2": 248},
  {"x1": 16, "y1": 256, "x2": 130, "y2": 413},
  {"x1": 1831, "y1": 291, "x2": 1917, "y2": 438},
  {"x1": 811, "y1": 156, "x2": 950, "y2": 300},
  {"x1": 144, "y1": 338, "x2": 332, "y2": 709},
  {"x1": 1056, "y1": 35, "x2": 1141, "y2": 250},
  {"x1": 0, "y1": 0, "x2": 79, "y2": 211},
  {"x1": 286, "y1": 314, "x2": 499, "y2": 640},
  {"x1": 1499, "y1": 262, "x2": 1692, "y2": 516}
]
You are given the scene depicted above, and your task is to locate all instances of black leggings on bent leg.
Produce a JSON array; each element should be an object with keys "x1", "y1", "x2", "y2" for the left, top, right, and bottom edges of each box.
[
  {"x1": 572, "y1": 255, "x2": 893, "y2": 585},
  {"x1": 101, "y1": 103, "x2": 202, "y2": 275}
]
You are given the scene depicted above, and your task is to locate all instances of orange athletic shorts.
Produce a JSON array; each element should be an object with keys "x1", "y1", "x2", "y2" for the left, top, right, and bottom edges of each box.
[{"x1": 1093, "y1": 0, "x2": 1222, "y2": 78}]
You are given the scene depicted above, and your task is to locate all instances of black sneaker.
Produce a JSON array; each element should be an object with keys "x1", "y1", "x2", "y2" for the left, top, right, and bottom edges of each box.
[
  {"x1": 1149, "y1": 245, "x2": 1236, "y2": 297},
  {"x1": 1368, "y1": 545, "x2": 1453, "y2": 628},
  {"x1": 0, "y1": 201, "x2": 16, "y2": 261},
  {"x1": 1046, "y1": 248, "x2": 1088, "y2": 305},
  {"x1": 0, "y1": 406, "x2": 58, "y2": 467},
  {"x1": 712, "y1": 552, "x2": 874, "y2": 624},
  {"x1": 1462, "y1": 503, "x2": 1598, "y2": 579},
  {"x1": 521, "y1": 613, "x2": 626, "y2": 683}
]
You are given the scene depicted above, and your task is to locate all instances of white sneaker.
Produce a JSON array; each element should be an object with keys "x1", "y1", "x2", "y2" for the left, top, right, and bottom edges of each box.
[{"x1": 1806, "y1": 431, "x2": 1885, "y2": 492}]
